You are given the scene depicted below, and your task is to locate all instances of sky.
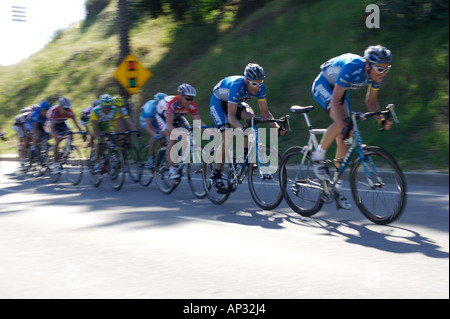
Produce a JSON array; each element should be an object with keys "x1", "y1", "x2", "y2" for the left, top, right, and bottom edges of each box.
[{"x1": 0, "y1": 0, "x2": 86, "y2": 66}]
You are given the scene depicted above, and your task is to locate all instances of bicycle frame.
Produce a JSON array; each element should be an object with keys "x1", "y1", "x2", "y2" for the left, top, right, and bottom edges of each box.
[{"x1": 294, "y1": 104, "x2": 400, "y2": 193}]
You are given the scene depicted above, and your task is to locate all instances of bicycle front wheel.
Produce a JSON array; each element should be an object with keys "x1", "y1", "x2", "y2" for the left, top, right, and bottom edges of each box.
[
  {"x1": 107, "y1": 147, "x2": 125, "y2": 191},
  {"x1": 139, "y1": 146, "x2": 155, "y2": 187},
  {"x1": 350, "y1": 146, "x2": 407, "y2": 225},
  {"x1": 155, "y1": 148, "x2": 179, "y2": 194},
  {"x1": 187, "y1": 162, "x2": 206, "y2": 198},
  {"x1": 63, "y1": 146, "x2": 84, "y2": 185},
  {"x1": 125, "y1": 145, "x2": 142, "y2": 183},
  {"x1": 202, "y1": 150, "x2": 231, "y2": 205},
  {"x1": 248, "y1": 145, "x2": 283, "y2": 210},
  {"x1": 279, "y1": 146, "x2": 323, "y2": 217}
]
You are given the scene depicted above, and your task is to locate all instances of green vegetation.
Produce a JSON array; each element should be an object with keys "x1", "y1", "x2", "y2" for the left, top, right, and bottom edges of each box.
[{"x1": 0, "y1": 0, "x2": 448, "y2": 172}]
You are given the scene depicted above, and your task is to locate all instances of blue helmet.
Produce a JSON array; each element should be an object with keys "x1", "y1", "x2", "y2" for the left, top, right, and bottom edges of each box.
[
  {"x1": 154, "y1": 92, "x2": 167, "y2": 101},
  {"x1": 40, "y1": 100, "x2": 51, "y2": 110},
  {"x1": 364, "y1": 45, "x2": 392, "y2": 64}
]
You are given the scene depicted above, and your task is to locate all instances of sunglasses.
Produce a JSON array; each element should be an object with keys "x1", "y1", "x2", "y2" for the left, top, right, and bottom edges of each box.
[
  {"x1": 248, "y1": 80, "x2": 263, "y2": 87},
  {"x1": 372, "y1": 65, "x2": 391, "y2": 74},
  {"x1": 184, "y1": 96, "x2": 194, "y2": 102}
]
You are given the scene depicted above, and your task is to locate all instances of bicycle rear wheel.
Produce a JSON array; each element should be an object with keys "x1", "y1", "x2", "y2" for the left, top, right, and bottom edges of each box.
[
  {"x1": 187, "y1": 162, "x2": 206, "y2": 198},
  {"x1": 350, "y1": 146, "x2": 407, "y2": 225},
  {"x1": 248, "y1": 145, "x2": 283, "y2": 210},
  {"x1": 139, "y1": 145, "x2": 155, "y2": 187},
  {"x1": 87, "y1": 148, "x2": 103, "y2": 187},
  {"x1": 202, "y1": 150, "x2": 232, "y2": 205},
  {"x1": 280, "y1": 146, "x2": 323, "y2": 216},
  {"x1": 155, "y1": 148, "x2": 179, "y2": 194},
  {"x1": 63, "y1": 146, "x2": 84, "y2": 185},
  {"x1": 107, "y1": 147, "x2": 125, "y2": 191},
  {"x1": 125, "y1": 145, "x2": 142, "y2": 183}
]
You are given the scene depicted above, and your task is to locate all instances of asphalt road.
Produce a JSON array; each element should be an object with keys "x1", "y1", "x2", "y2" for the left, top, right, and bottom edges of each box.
[{"x1": 0, "y1": 160, "x2": 448, "y2": 299}]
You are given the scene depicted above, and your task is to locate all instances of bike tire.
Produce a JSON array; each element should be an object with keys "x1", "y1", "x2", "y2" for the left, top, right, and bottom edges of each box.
[
  {"x1": 155, "y1": 148, "x2": 179, "y2": 194},
  {"x1": 107, "y1": 147, "x2": 125, "y2": 191},
  {"x1": 87, "y1": 148, "x2": 103, "y2": 187},
  {"x1": 63, "y1": 146, "x2": 84, "y2": 185},
  {"x1": 279, "y1": 146, "x2": 324, "y2": 216},
  {"x1": 202, "y1": 151, "x2": 232, "y2": 205},
  {"x1": 125, "y1": 145, "x2": 142, "y2": 183},
  {"x1": 187, "y1": 162, "x2": 206, "y2": 198},
  {"x1": 350, "y1": 146, "x2": 407, "y2": 225},
  {"x1": 139, "y1": 145, "x2": 155, "y2": 187},
  {"x1": 248, "y1": 144, "x2": 283, "y2": 210}
]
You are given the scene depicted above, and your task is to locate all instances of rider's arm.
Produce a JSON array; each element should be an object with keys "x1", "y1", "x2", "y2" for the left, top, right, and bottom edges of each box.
[
  {"x1": 165, "y1": 111, "x2": 176, "y2": 134},
  {"x1": 145, "y1": 118, "x2": 158, "y2": 136},
  {"x1": 365, "y1": 86, "x2": 393, "y2": 130},
  {"x1": 49, "y1": 121, "x2": 58, "y2": 140},
  {"x1": 227, "y1": 102, "x2": 243, "y2": 129},
  {"x1": 91, "y1": 119, "x2": 100, "y2": 139},
  {"x1": 71, "y1": 116, "x2": 83, "y2": 132}
]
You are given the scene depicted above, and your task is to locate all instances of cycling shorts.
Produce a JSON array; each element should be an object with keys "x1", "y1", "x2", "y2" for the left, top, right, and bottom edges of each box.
[
  {"x1": 312, "y1": 74, "x2": 351, "y2": 113},
  {"x1": 210, "y1": 95, "x2": 250, "y2": 132}
]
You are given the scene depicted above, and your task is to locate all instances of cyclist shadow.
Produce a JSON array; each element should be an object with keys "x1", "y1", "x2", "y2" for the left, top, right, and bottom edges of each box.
[{"x1": 289, "y1": 216, "x2": 449, "y2": 259}]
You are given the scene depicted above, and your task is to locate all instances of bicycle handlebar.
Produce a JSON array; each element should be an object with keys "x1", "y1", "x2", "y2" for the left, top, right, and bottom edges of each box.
[{"x1": 244, "y1": 115, "x2": 291, "y2": 131}]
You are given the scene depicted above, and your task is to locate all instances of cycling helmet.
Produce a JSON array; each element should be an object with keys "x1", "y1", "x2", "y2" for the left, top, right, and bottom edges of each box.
[
  {"x1": 31, "y1": 104, "x2": 40, "y2": 111},
  {"x1": 177, "y1": 83, "x2": 197, "y2": 97},
  {"x1": 364, "y1": 45, "x2": 392, "y2": 64},
  {"x1": 99, "y1": 94, "x2": 114, "y2": 107},
  {"x1": 40, "y1": 101, "x2": 51, "y2": 110},
  {"x1": 58, "y1": 97, "x2": 71, "y2": 109},
  {"x1": 154, "y1": 92, "x2": 168, "y2": 101},
  {"x1": 113, "y1": 96, "x2": 124, "y2": 107},
  {"x1": 244, "y1": 63, "x2": 265, "y2": 81}
]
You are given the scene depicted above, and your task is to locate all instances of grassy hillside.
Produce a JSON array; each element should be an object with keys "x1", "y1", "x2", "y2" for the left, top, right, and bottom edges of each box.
[{"x1": 1, "y1": 0, "x2": 448, "y2": 172}]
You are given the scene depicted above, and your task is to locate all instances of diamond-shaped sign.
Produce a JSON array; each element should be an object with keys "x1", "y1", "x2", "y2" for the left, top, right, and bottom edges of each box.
[{"x1": 114, "y1": 54, "x2": 152, "y2": 95}]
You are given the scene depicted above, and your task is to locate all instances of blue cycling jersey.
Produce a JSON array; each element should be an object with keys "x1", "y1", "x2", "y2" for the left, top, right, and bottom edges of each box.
[
  {"x1": 312, "y1": 53, "x2": 384, "y2": 110},
  {"x1": 213, "y1": 76, "x2": 266, "y2": 103},
  {"x1": 30, "y1": 108, "x2": 48, "y2": 126},
  {"x1": 320, "y1": 53, "x2": 382, "y2": 90},
  {"x1": 139, "y1": 100, "x2": 158, "y2": 129}
]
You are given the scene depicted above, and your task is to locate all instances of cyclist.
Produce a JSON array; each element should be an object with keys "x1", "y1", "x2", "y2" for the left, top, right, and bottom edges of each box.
[
  {"x1": 139, "y1": 92, "x2": 168, "y2": 168},
  {"x1": 48, "y1": 97, "x2": 84, "y2": 173},
  {"x1": 311, "y1": 45, "x2": 394, "y2": 209},
  {"x1": 30, "y1": 100, "x2": 51, "y2": 157},
  {"x1": 209, "y1": 63, "x2": 287, "y2": 193},
  {"x1": 156, "y1": 83, "x2": 205, "y2": 180},
  {"x1": 13, "y1": 105, "x2": 39, "y2": 170},
  {"x1": 90, "y1": 94, "x2": 124, "y2": 173},
  {"x1": 112, "y1": 96, "x2": 138, "y2": 132},
  {"x1": 81, "y1": 100, "x2": 101, "y2": 147}
]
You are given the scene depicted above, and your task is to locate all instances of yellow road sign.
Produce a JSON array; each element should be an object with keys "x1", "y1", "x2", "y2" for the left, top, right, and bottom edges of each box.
[{"x1": 114, "y1": 54, "x2": 152, "y2": 95}]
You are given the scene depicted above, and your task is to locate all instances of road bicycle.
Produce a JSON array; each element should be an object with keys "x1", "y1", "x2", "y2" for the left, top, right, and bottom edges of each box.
[
  {"x1": 279, "y1": 104, "x2": 407, "y2": 225},
  {"x1": 49, "y1": 131, "x2": 86, "y2": 185},
  {"x1": 87, "y1": 132, "x2": 126, "y2": 191},
  {"x1": 26, "y1": 133, "x2": 52, "y2": 177},
  {"x1": 156, "y1": 125, "x2": 211, "y2": 198},
  {"x1": 117, "y1": 130, "x2": 142, "y2": 183},
  {"x1": 202, "y1": 116, "x2": 289, "y2": 210}
]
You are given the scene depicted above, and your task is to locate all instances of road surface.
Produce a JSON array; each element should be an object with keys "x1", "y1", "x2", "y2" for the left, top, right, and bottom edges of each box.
[{"x1": 0, "y1": 160, "x2": 448, "y2": 299}]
